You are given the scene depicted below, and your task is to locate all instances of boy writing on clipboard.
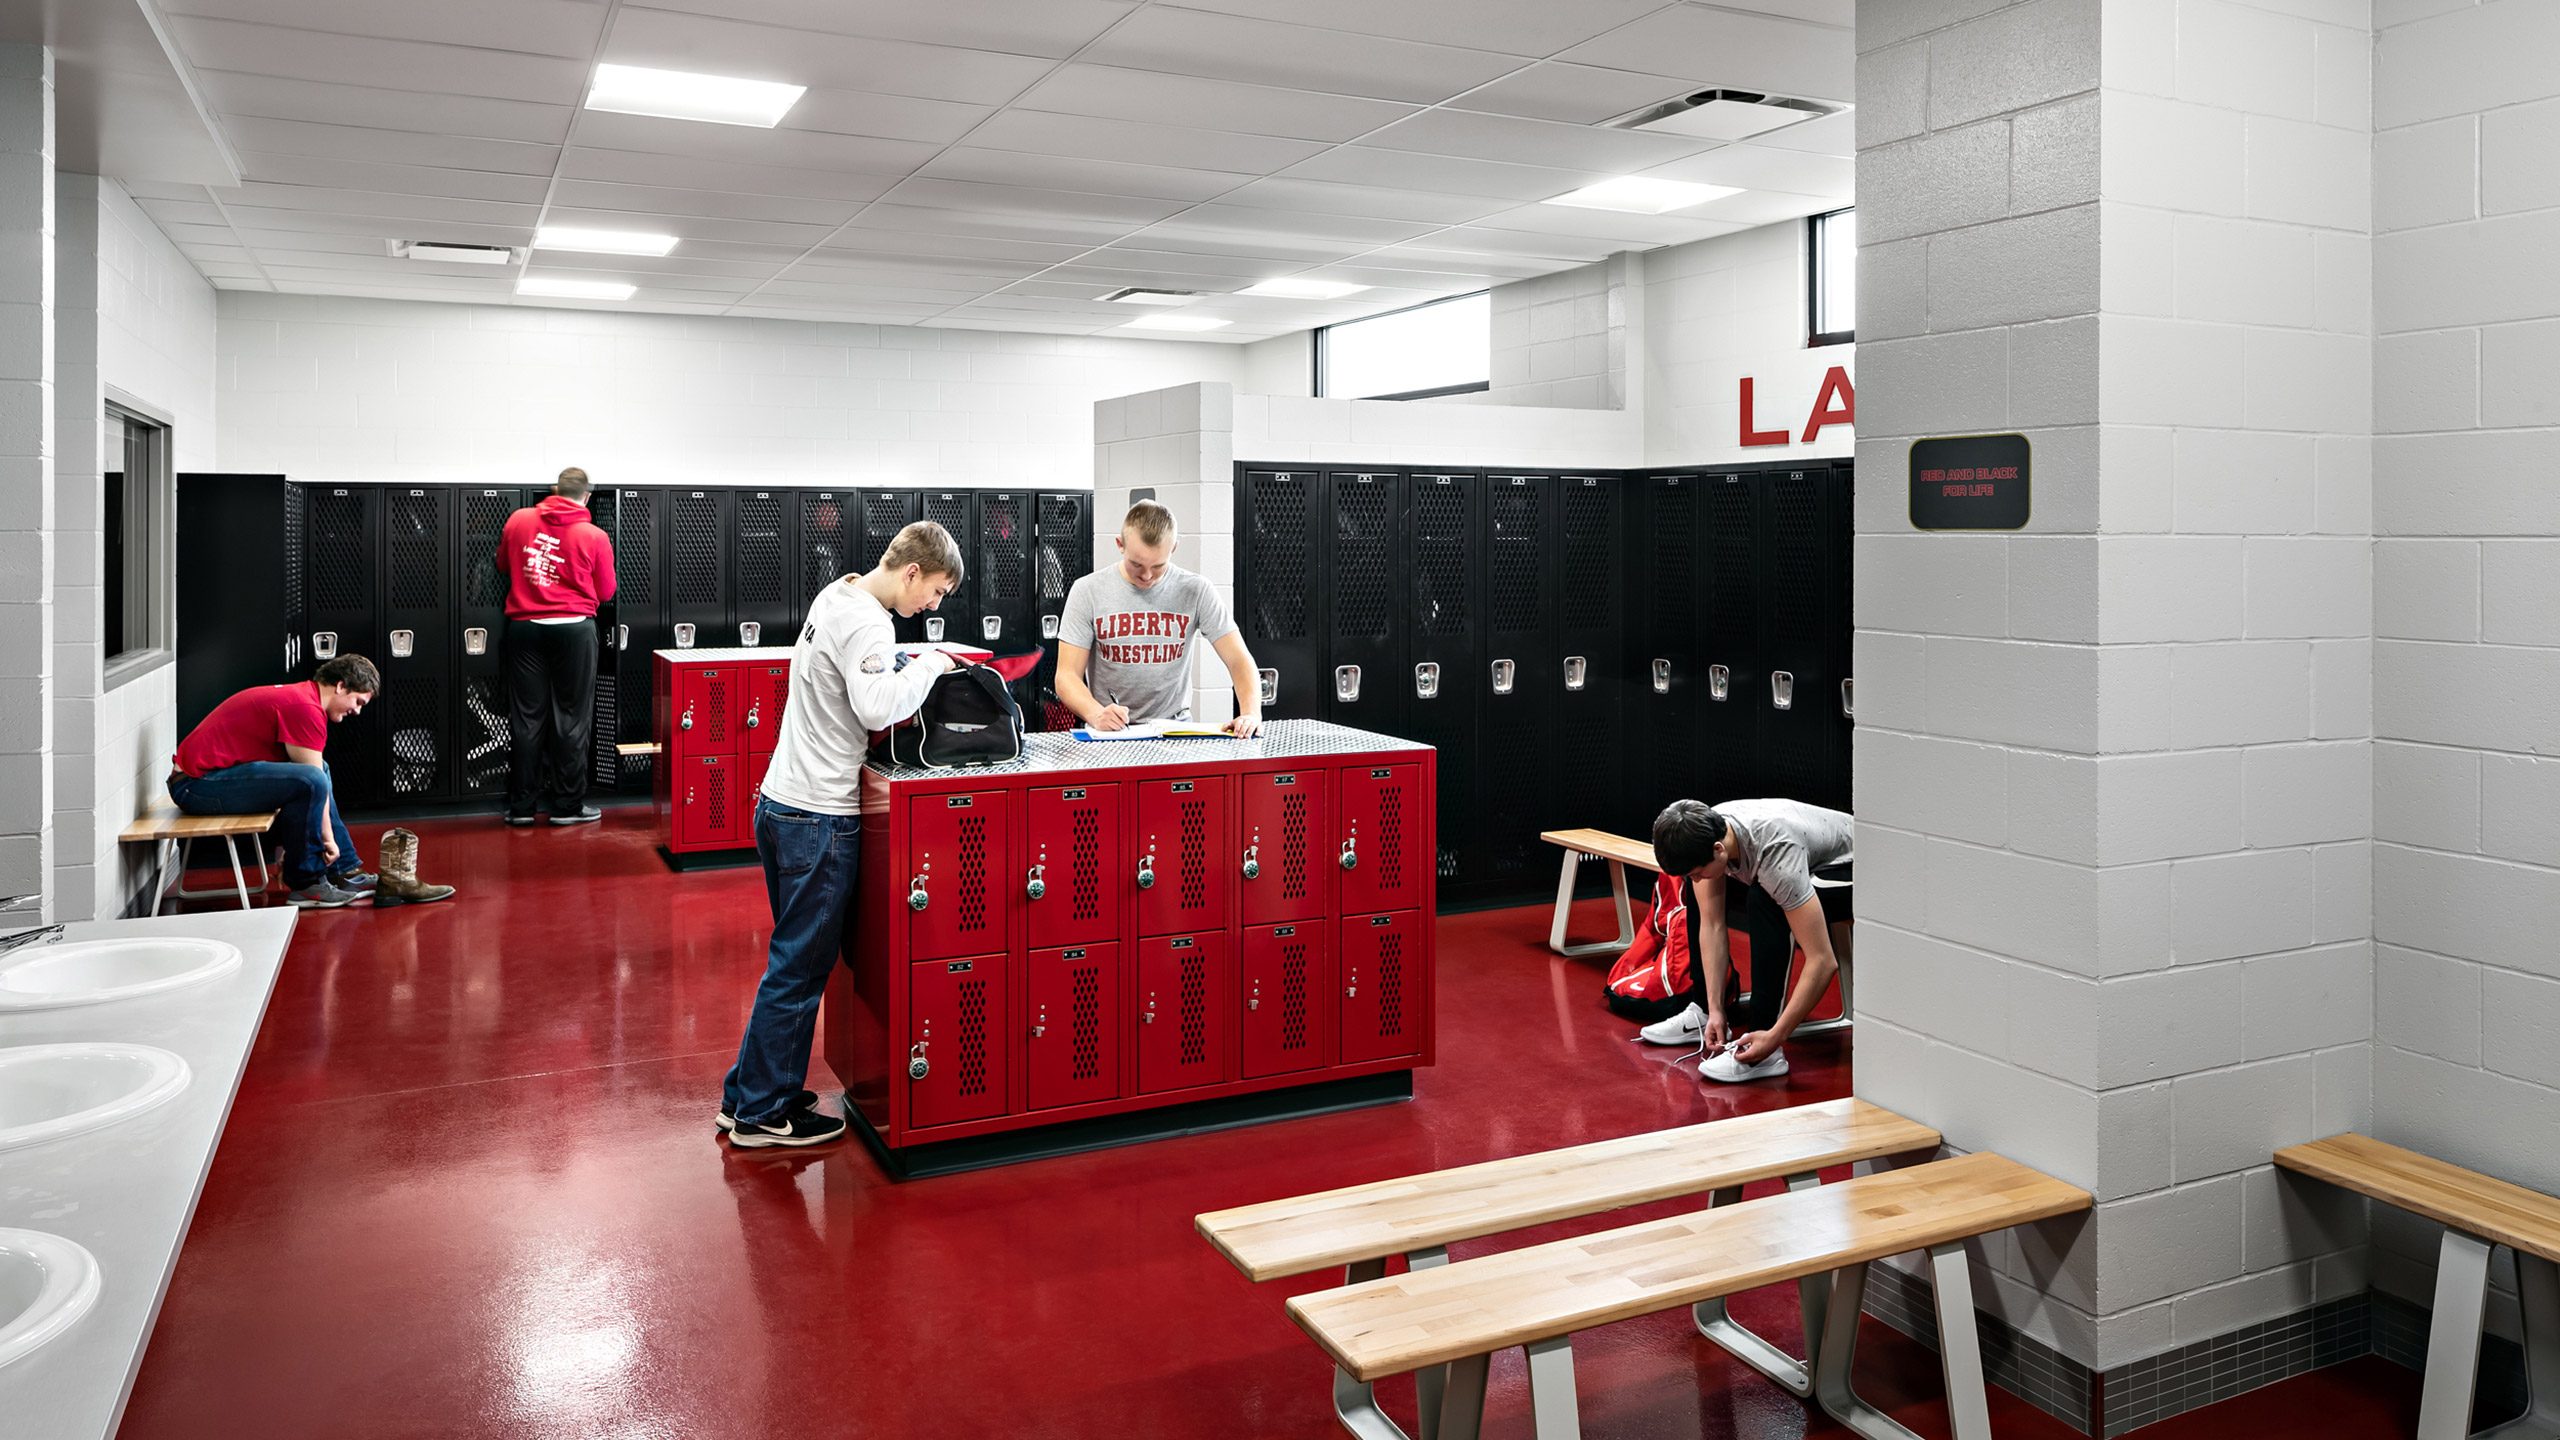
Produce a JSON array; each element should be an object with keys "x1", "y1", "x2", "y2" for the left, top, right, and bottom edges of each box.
[{"x1": 1055, "y1": 501, "x2": 1265, "y2": 739}]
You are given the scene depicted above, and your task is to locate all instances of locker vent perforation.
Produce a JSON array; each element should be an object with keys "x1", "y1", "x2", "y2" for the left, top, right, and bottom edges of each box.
[
  {"x1": 702, "y1": 675, "x2": 729, "y2": 745},
  {"x1": 1562, "y1": 484, "x2": 1614, "y2": 630},
  {"x1": 310, "y1": 491, "x2": 368, "y2": 613},
  {"x1": 1249, "y1": 476, "x2": 1311, "y2": 640},
  {"x1": 388, "y1": 491, "x2": 441, "y2": 610},
  {"x1": 463, "y1": 492, "x2": 512, "y2": 608},
  {"x1": 737, "y1": 493, "x2": 783, "y2": 605},
  {"x1": 1484, "y1": 707, "x2": 1541, "y2": 877},
  {"x1": 1178, "y1": 951, "x2": 1208, "y2": 1066},
  {"x1": 1037, "y1": 494, "x2": 1090, "y2": 604},
  {"x1": 1376, "y1": 932, "x2": 1406, "y2": 1037},
  {"x1": 618, "y1": 491, "x2": 656, "y2": 606},
  {"x1": 1490, "y1": 489, "x2": 1544, "y2": 633},
  {"x1": 800, "y1": 493, "x2": 845, "y2": 608},
  {"x1": 388, "y1": 679, "x2": 443, "y2": 795},
  {"x1": 1280, "y1": 792, "x2": 1309, "y2": 900},
  {"x1": 1765, "y1": 472, "x2": 1824, "y2": 799},
  {"x1": 955, "y1": 978, "x2": 990, "y2": 1097},
  {"x1": 1070, "y1": 807, "x2": 1101, "y2": 921},
  {"x1": 1655, "y1": 483, "x2": 1700, "y2": 647},
  {"x1": 1376, "y1": 785, "x2": 1406, "y2": 892},
  {"x1": 1069, "y1": 965, "x2": 1101, "y2": 1081},
  {"x1": 282, "y1": 485, "x2": 305, "y2": 623},
  {"x1": 1411, "y1": 486, "x2": 1469, "y2": 635},
  {"x1": 1279, "y1": 941, "x2": 1309, "y2": 1053},
  {"x1": 925, "y1": 493, "x2": 970, "y2": 544},
  {"x1": 673, "y1": 494, "x2": 719, "y2": 605},
  {"x1": 863, "y1": 492, "x2": 909, "y2": 554},
  {"x1": 1177, "y1": 798, "x2": 1210, "y2": 912},
  {"x1": 956, "y1": 815, "x2": 989, "y2": 934},
  {"x1": 1708, "y1": 480, "x2": 1754, "y2": 635},
  {"x1": 593, "y1": 674, "x2": 619, "y2": 787},
  {"x1": 1333, "y1": 483, "x2": 1391, "y2": 640},
  {"x1": 704, "y1": 762, "x2": 728, "y2": 834},
  {"x1": 983, "y1": 495, "x2": 1025, "y2": 601},
  {"x1": 462, "y1": 677, "x2": 510, "y2": 794}
]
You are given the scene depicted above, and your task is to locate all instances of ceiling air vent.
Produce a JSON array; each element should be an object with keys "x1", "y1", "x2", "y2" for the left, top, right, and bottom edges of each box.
[
  {"x1": 392, "y1": 240, "x2": 519, "y2": 264},
  {"x1": 1099, "y1": 287, "x2": 1198, "y2": 306},
  {"x1": 1612, "y1": 89, "x2": 1843, "y2": 142}
]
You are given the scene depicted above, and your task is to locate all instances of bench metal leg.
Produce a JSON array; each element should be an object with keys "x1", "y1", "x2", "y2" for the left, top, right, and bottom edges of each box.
[
  {"x1": 1332, "y1": 1247, "x2": 1452, "y2": 1440},
  {"x1": 171, "y1": 834, "x2": 273, "y2": 909},
  {"x1": 2421, "y1": 1230, "x2": 2560, "y2": 1440},
  {"x1": 1814, "y1": 1244, "x2": 1992, "y2": 1440},
  {"x1": 1432, "y1": 1353, "x2": 1491, "y2": 1440},
  {"x1": 1525, "y1": 1334, "x2": 1582, "y2": 1439},
  {"x1": 2482, "y1": 1251, "x2": 2560, "y2": 1440},
  {"x1": 1548, "y1": 853, "x2": 1635, "y2": 958},
  {"x1": 1793, "y1": 949, "x2": 1853, "y2": 1037},
  {"x1": 1694, "y1": 1172, "x2": 1829, "y2": 1396}
]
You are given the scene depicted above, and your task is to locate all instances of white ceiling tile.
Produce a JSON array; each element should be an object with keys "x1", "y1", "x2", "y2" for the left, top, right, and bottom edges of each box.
[
  {"x1": 534, "y1": 210, "x2": 846, "y2": 249},
  {"x1": 225, "y1": 182, "x2": 542, "y2": 226},
  {"x1": 1142, "y1": 204, "x2": 1438, "y2": 247},
  {"x1": 638, "y1": 0, "x2": 1136, "y2": 60},
  {"x1": 1155, "y1": 0, "x2": 1664, "y2": 57},
  {"x1": 1011, "y1": 65, "x2": 1417, "y2": 144},
  {"x1": 1360, "y1": 108, "x2": 1711, "y2": 173},
  {"x1": 1638, "y1": 142, "x2": 1853, "y2": 198},
  {"x1": 190, "y1": 71, "x2": 574, "y2": 144},
  {"x1": 236, "y1": 153, "x2": 555, "y2": 205},
  {"x1": 778, "y1": 91, "x2": 1002, "y2": 147},
  {"x1": 814, "y1": 232, "x2": 1090, "y2": 266},
  {"x1": 1212, "y1": 177, "x2": 1513, "y2": 225},
  {"x1": 1711, "y1": 0, "x2": 1857, "y2": 27},
  {"x1": 1678, "y1": 189, "x2": 1836, "y2": 226},
  {"x1": 224, "y1": 116, "x2": 560, "y2": 174},
  {"x1": 549, "y1": 179, "x2": 865, "y2": 228},
  {"x1": 1108, "y1": 226, "x2": 1371, "y2": 264},
  {"x1": 602, "y1": 9, "x2": 1055, "y2": 108},
  {"x1": 1080, "y1": 7, "x2": 1524, "y2": 105},
  {"x1": 1554, "y1": 5, "x2": 1853, "y2": 104},
  {"x1": 1466, "y1": 202, "x2": 1744, "y2": 247},
  {"x1": 168, "y1": 18, "x2": 585, "y2": 104},
  {"x1": 161, "y1": 0, "x2": 609, "y2": 58},
  {"x1": 1277, "y1": 146, "x2": 1597, "y2": 202},
  {"x1": 558, "y1": 146, "x2": 905, "y2": 203},
  {"x1": 1353, "y1": 245, "x2": 1556, "y2": 279},
  {"x1": 126, "y1": 197, "x2": 229, "y2": 228},
  {"x1": 842, "y1": 203, "x2": 1137, "y2": 248},
  {"x1": 911, "y1": 150, "x2": 1246, "y2": 204},
  {"x1": 568, "y1": 112, "x2": 948, "y2": 174},
  {"x1": 1744, "y1": 108, "x2": 1856, "y2": 158},
  {"x1": 964, "y1": 110, "x2": 1329, "y2": 175},
  {"x1": 1073, "y1": 246, "x2": 1317, "y2": 279},
  {"x1": 1446, "y1": 61, "x2": 1702, "y2": 126},
  {"x1": 881, "y1": 178, "x2": 1191, "y2": 227}
]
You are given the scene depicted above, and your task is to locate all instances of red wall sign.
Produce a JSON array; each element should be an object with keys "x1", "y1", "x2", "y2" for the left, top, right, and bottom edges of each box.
[{"x1": 1740, "y1": 366, "x2": 1856, "y2": 447}]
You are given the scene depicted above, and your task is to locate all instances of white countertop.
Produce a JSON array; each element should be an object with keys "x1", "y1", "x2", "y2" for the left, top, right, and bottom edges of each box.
[{"x1": 0, "y1": 908, "x2": 297, "y2": 1440}]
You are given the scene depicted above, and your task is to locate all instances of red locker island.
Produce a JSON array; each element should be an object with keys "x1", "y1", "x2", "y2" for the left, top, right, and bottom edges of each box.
[
  {"x1": 653, "y1": 647, "x2": 794, "y2": 867},
  {"x1": 825, "y1": 721, "x2": 1436, "y2": 1177}
]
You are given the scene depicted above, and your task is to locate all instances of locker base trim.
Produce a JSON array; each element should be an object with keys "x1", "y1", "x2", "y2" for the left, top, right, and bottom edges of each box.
[
  {"x1": 848, "y1": 1070, "x2": 1413, "y2": 1181},
  {"x1": 656, "y1": 844, "x2": 762, "y2": 872}
]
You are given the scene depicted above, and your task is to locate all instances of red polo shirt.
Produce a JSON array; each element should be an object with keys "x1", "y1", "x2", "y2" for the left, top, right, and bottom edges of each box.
[{"x1": 175, "y1": 682, "x2": 330, "y2": 777}]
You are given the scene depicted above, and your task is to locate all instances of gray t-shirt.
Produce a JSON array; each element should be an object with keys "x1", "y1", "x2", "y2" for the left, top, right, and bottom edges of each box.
[
  {"x1": 1059, "y1": 563, "x2": 1236, "y2": 722},
  {"x1": 1717, "y1": 798, "x2": 1854, "y2": 912}
]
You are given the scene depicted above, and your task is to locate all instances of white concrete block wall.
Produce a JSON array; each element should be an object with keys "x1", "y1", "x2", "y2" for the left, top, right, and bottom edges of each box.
[
  {"x1": 1443, "y1": 257, "x2": 1625, "y2": 411},
  {"x1": 1854, "y1": 0, "x2": 2376, "y2": 1371},
  {"x1": 2368, "y1": 0, "x2": 2560, "y2": 1322},
  {"x1": 0, "y1": 47, "x2": 52, "y2": 916},
  {"x1": 1644, "y1": 222, "x2": 1858, "y2": 467}
]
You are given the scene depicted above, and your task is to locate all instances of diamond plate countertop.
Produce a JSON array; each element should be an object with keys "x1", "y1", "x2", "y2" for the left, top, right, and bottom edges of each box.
[{"x1": 865, "y1": 719, "x2": 1429, "y2": 781}]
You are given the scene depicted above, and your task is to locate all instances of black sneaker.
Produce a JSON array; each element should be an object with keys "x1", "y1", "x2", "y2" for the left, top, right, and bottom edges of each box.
[
  {"x1": 504, "y1": 813, "x2": 540, "y2": 828},
  {"x1": 727, "y1": 1107, "x2": 847, "y2": 1149},
  {"x1": 716, "y1": 1090, "x2": 818, "y2": 1132},
  {"x1": 549, "y1": 806, "x2": 603, "y2": 826}
]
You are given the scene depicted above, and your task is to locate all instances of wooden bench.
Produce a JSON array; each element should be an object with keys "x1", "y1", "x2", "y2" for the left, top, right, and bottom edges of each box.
[
  {"x1": 2276, "y1": 1133, "x2": 2560, "y2": 1440},
  {"x1": 1198, "y1": 1098, "x2": 1940, "y2": 1437},
  {"x1": 1289, "y1": 1150, "x2": 2090, "y2": 1440},
  {"x1": 118, "y1": 801, "x2": 280, "y2": 911},
  {"x1": 616, "y1": 741, "x2": 661, "y2": 757}
]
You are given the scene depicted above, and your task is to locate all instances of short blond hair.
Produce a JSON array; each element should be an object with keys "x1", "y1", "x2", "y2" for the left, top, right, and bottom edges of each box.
[
  {"x1": 1122, "y1": 501, "x2": 1177, "y2": 546},
  {"x1": 880, "y1": 520, "x2": 965, "y2": 581}
]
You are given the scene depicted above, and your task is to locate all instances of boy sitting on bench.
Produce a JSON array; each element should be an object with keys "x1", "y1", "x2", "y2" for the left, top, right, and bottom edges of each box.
[{"x1": 1636, "y1": 799, "x2": 1852, "y2": 1083}]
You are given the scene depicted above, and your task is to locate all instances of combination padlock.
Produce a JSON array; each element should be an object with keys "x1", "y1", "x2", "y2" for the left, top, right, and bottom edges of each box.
[
  {"x1": 1026, "y1": 864, "x2": 1046, "y2": 901},
  {"x1": 679, "y1": 704, "x2": 695, "y2": 731},
  {"x1": 908, "y1": 875, "x2": 930, "y2": 911},
  {"x1": 1137, "y1": 849, "x2": 1156, "y2": 889},
  {"x1": 1339, "y1": 835, "x2": 1359, "y2": 870},
  {"x1": 907, "y1": 1042, "x2": 929, "y2": 1081},
  {"x1": 1031, "y1": 1007, "x2": 1046, "y2": 1040},
  {"x1": 1241, "y1": 844, "x2": 1260, "y2": 881},
  {"x1": 1346, "y1": 968, "x2": 1359, "y2": 999},
  {"x1": 1247, "y1": 984, "x2": 1260, "y2": 1012},
  {"x1": 745, "y1": 702, "x2": 760, "y2": 729}
]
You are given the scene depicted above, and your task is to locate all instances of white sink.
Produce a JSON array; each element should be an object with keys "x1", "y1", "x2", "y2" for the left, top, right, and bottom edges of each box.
[
  {"x1": 0, "y1": 1230, "x2": 101, "y2": 1370},
  {"x1": 0, "y1": 936, "x2": 242, "y2": 1010},
  {"x1": 0, "y1": 1044, "x2": 191, "y2": 1153}
]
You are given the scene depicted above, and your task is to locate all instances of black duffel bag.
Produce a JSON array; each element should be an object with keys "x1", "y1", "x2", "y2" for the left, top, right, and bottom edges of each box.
[{"x1": 883, "y1": 662, "x2": 1024, "y2": 768}]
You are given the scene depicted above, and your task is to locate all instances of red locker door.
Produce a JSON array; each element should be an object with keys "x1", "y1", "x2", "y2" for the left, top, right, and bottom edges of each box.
[
  {"x1": 672, "y1": 665, "x2": 738, "y2": 754},
  {"x1": 742, "y1": 664, "x2": 788, "y2": 754},
  {"x1": 1026, "y1": 783, "x2": 1120, "y2": 950},
  {"x1": 909, "y1": 955, "x2": 1008, "y2": 1128},
  {"x1": 1339, "y1": 911, "x2": 1423, "y2": 1064},
  {"x1": 1241, "y1": 922, "x2": 1328, "y2": 1079},
  {"x1": 1239, "y1": 768, "x2": 1327, "y2": 926},
  {"x1": 743, "y1": 751, "x2": 771, "y2": 815},
  {"x1": 1138, "y1": 932, "x2": 1227, "y2": 1094},
  {"x1": 1026, "y1": 943, "x2": 1120, "y2": 1110},
  {"x1": 908, "y1": 790, "x2": 1008, "y2": 961},
  {"x1": 1136, "y1": 777, "x2": 1227, "y2": 937},
  {"x1": 673, "y1": 753, "x2": 736, "y2": 848},
  {"x1": 1336, "y1": 764, "x2": 1422, "y2": 916}
]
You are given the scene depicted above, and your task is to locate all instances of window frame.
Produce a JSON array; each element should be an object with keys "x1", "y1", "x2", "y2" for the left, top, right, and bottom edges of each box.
[
  {"x1": 103, "y1": 392, "x2": 177, "y2": 691},
  {"x1": 1807, "y1": 207, "x2": 1854, "y2": 348},
  {"x1": 1313, "y1": 290, "x2": 1493, "y2": 401}
]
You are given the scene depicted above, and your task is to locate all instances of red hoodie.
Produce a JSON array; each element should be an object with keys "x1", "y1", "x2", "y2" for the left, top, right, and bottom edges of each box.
[{"x1": 501, "y1": 495, "x2": 617, "y2": 620}]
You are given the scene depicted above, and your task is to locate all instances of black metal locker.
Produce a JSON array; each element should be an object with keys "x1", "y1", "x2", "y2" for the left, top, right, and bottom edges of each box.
[
  {"x1": 1758, "y1": 465, "x2": 1849, "y2": 812},
  {"x1": 1554, "y1": 475, "x2": 1623, "y2": 849},
  {"x1": 1829, "y1": 461, "x2": 1855, "y2": 811},
  {"x1": 1325, "y1": 472, "x2": 1403, "y2": 736},
  {"x1": 798, "y1": 489, "x2": 852, "y2": 617},
  {"x1": 859, "y1": 488, "x2": 917, "y2": 571},
  {"x1": 607, "y1": 487, "x2": 665, "y2": 789},
  {"x1": 731, "y1": 488, "x2": 796, "y2": 649},
  {"x1": 176, "y1": 474, "x2": 299, "y2": 740},
  {"x1": 1627, "y1": 474, "x2": 1700, "y2": 834},
  {"x1": 1700, "y1": 472, "x2": 1762, "y2": 809},
  {"x1": 667, "y1": 488, "x2": 731, "y2": 653},
  {"x1": 917, "y1": 490, "x2": 975, "y2": 645},
  {"x1": 455, "y1": 487, "x2": 524, "y2": 800},
  {"x1": 1480, "y1": 474, "x2": 1554, "y2": 888},
  {"x1": 304, "y1": 483, "x2": 384, "y2": 804},
  {"x1": 1031, "y1": 491, "x2": 1095, "y2": 728},
  {"x1": 974, "y1": 490, "x2": 1032, "y2": 652},
  {"x1": 1238, "y1": 471, "x2": 1323, "y2": 722},
  {"x1": 378, "y1": 487, "x2": 453, "y2": 803},
  {"x1": 1403, "y1": 473, "x2": 1479, "y2": 892}
]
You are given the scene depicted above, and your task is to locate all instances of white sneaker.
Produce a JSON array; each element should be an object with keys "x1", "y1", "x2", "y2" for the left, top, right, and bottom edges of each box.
[
  {"x1": 1700, "y1": 1046, "x2": 1790, "y2": 1083},
  {"x1": 1638, "y1": 1003, "x2": 1706, "y2": 1046}
]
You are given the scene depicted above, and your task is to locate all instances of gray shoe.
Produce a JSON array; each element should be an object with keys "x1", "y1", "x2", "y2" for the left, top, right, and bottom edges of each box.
[
  {"x1": 329, "y1": 869, "x2": 378, "y2": 891},
  {"x1": 549, "y1": 806, "x2": 603, "y2": 826},
  {"x1": 287, "y1": 880, "x2": 361, "y2": 909}
]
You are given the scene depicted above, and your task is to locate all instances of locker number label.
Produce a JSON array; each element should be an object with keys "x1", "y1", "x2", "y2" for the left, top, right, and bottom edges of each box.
[
  {"x1": 1170, "y1": 937, "x2": 1195, "y2": 949},
  {"x1": 1063, "y1": 948, "x2": 1087, "y2": 960},
  {"x1": 1371, "y1": 768, "x2": 1392, "y2": 779},
  {"x1": 1370, "y1": 915, "x2": 1393, "y2": 927},
  {"x1": 947, "y1": 960, "x2": 974, "y2": 973},
  {"x1": 1273, "y1": 926, "x2": 1296, "y2": 937},
  {"x1": 1061, "y1": 788, "x2": 1086, "y2": 800},
  {"x1": 1171, "y1": 781, "x2": 1195, "y2": 793},
  {"x1": 1271, "y1": 774, "x2": 1295, "y2": 786},
  {"x1": 947, "y1": 796, "x2": 973, "y2": 808}
]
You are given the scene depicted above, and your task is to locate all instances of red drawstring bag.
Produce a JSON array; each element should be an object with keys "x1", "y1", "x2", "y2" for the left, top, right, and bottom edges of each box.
[{"x1": 1603, "y1": 873, "x2": 1701, "y2": 1023}]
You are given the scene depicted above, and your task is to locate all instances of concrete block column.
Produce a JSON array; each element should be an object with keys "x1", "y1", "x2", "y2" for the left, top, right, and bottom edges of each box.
[
  {"x1": 1854, "y1": 0, "x2": 2372, "y2": 1377},
  {"x1": 0, "y1": 45, "x2": 52, "y2": 918}
]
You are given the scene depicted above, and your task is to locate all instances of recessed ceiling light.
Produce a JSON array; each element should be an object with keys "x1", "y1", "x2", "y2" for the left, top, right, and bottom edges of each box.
[
  {"x1": 1613, "y1": 89, "x2": 1844, "y2": 142},
  {"x1": 535, "y1": 226, "x2": 677, "y2": 257},
  {"x1": 398, "y1": 241, "x2": 516, "y2": 264},
  {"x1": 585, "y1": 63, "x2": 806, "y2": 129},
  {"x1": 1121, "y1": 314, "x2": 1229, "y2": 332},
  {"x1": 1100, "y1": 287, "x2": 1198, "y2": 306},
  {"x1": 1238, "y1": 278, "x2": 1370, "y2": 300},
  {"x1": 519, "y1": 277, "x2": 636, "y2": 301},
  {"x1": 1544, "y1": 177, "x2": 1742, "y2": 215}
]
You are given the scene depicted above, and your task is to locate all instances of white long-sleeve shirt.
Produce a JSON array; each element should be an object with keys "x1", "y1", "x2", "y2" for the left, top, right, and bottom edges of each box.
[{"x1": 758, "y1": 580, "x2": 939, "y2": 816}]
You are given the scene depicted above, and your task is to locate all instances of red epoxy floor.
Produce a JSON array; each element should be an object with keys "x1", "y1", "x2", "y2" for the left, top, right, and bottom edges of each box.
[{"x1": 119, "y1": 808, "x2": 2420, "y2": 1439}]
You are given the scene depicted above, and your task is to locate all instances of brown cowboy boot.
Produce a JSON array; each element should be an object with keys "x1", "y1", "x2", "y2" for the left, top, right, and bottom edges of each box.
[{"x1": 372, "y1": 827, "x2": 456, "y2": 907}]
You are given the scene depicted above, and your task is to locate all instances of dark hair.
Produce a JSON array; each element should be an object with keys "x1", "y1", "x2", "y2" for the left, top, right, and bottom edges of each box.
[
  {"x1": 555, "y1": 466, "x2": 591, "y2": 499},
  {"x1": 1651, "y1": 800, "x2": 1728, "y2": 876},
  {"x1": 315, "y1": 654, "x2": 380, "y2": 694}
]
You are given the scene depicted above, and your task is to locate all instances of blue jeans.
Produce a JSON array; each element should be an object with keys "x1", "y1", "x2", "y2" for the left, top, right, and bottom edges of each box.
[
  {"x1": 168, "y1": 761, "x2": 358, "y2": 889},
  {"x1": 723, "y1": 798, "x2": 863, "y2": 1127}
]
